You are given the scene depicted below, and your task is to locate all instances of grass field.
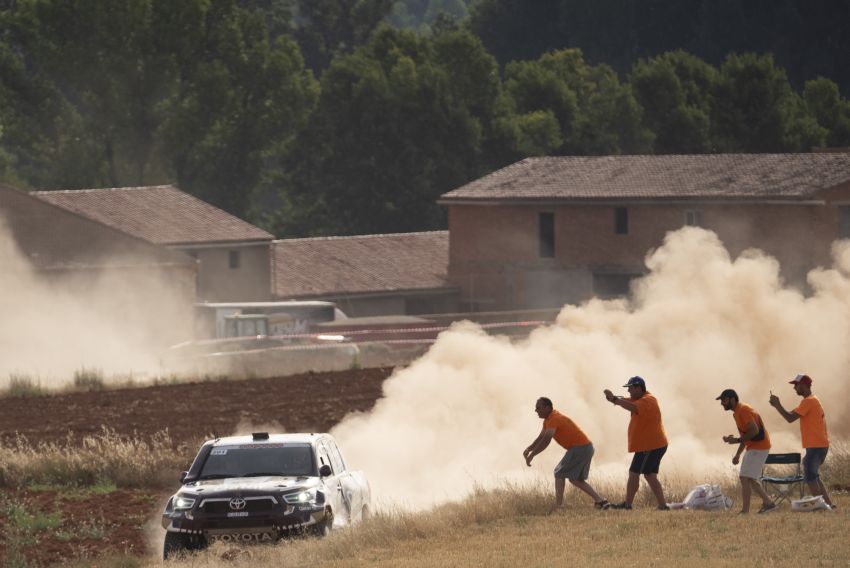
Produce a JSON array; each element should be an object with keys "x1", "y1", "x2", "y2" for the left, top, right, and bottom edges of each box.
[
  {"x1": 2, "y1": 434, "x2": 847, "y2": 567},
  {"x1": 72, "y1": 484, "x2": 848, "y2": 568}
]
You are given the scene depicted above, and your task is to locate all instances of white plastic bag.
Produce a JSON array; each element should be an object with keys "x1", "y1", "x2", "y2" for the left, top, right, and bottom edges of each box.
[
  {"x1": 791, "y1": 496, "x2": 831, "y2": 512},
  {"x1": 668, "y1": 484, "x2": 733, "y2": 510}
]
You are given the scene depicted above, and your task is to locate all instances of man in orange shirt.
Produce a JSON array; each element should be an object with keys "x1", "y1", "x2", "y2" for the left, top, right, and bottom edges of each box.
[
  {"x1": 603, "y1": 376, "x2": 668, "y2": 510},
  {"x1": 717, "y1": 389, "x2": 777, "y2": 514},
  {"x1": 523, "y1": 397, "x2": 610, "y2": 511},
  {"x1": 769, "y1": 374, "x2": 834, "y2": 509}
]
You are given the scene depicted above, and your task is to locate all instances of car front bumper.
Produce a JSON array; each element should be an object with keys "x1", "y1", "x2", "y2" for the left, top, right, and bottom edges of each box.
[{"x1": 162, "y1": 503, "x2": 327, "y2": 540}]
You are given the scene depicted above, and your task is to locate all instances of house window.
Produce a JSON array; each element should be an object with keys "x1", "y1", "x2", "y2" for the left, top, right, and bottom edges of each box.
[
  {"x1": 593, "y1": 273, "x2": 639, "y2": 299},
  {"x1": 685, "y1": 210, "x2": 702, "y2": 227},
  {"x1": 615, "y1": 207, "x2": 628, "y2": 234},
  {"x1": 538, "y1": 212, "x2": 555, "y2": 258},
  {"x1": 839, "y1": 207, "x2": 850, "y2": 239},
  {"x1": 228, "y1": 250, "x2": 240, "y2": 269}
]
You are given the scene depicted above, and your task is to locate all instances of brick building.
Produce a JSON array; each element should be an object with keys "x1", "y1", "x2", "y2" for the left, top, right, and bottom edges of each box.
[
  {"x1": 35, "y1": 185, "x2": 273, "y2": 302},
  {"x1": 440, "y1": 154, "x2": 850, "y2": 310},
  {"x1": 1, "y1": 183, "x2": 198, "y2": 343}
]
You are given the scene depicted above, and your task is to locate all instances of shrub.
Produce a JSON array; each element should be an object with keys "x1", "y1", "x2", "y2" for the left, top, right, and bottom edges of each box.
[
  {"x1": 72, "y1": 367, "x2": 105, "y2": 391},
  {"x1": 5, "y1": 374, "x2": 49, "y2": 398}
]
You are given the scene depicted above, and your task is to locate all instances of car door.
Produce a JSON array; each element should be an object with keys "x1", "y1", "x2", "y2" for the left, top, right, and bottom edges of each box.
[
  {"x1": 327, "y1": 439, "x2": 361, "y2": 520},
  {"x1": 316, "y1": 440, "x2": 348, "y2": 525}
]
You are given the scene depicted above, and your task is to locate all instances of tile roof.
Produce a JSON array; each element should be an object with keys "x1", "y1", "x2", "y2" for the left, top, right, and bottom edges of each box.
[
  {"x1": 440, "y1": 154, "x2": 850, "y2": 202},
  {"x1": 34, "y1": 185, "x2": 273, "y2": 245},
  {"x1": 1, "y1": 184, "x2": 194, "y2": 270},
  {"x1": 271, "y1": 231, "x2": 451, "y2": 298}
]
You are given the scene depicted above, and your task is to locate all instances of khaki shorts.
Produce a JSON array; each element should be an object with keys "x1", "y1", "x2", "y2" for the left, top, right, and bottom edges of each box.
[
  {"x1": 554, "y1": 443, "x2": 594, "y2": 481},
  {"x1": 740, "y1": 449, "x2": 769, "y2": 479}
]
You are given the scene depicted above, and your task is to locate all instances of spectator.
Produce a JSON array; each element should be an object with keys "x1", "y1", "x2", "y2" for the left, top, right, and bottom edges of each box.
[
  {"x1": 603, "y1": 376, "x2": 669, "y2": 510},
  {"x1": 523, "y1": 397, "x2": 610, "y2": 511},
  {"x1": 717, "y1": 388, "x2": 777, "y2": 514},
  {"x1": 769, "y1": 374, "x2": 834, "y2": 509}
]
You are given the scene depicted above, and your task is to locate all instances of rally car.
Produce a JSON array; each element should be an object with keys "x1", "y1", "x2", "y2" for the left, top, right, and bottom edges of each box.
[{"x1": 161, "y1": 432, "x2": 371, "y2": 559}]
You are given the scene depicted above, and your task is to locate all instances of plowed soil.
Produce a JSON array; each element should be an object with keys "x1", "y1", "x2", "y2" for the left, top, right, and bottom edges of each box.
[
  {"x1": 0, "y1": 368, "x2": 393, "y2": 566},
  {"x1": 0, "y1": 367, "x2": 393, "y2": 446}
]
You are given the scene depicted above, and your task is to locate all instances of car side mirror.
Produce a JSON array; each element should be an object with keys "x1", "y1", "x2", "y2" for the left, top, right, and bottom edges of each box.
[
  {"x1": 319, "y1": 464, "x2": 332, "y2": 477},
  {"x1": 179, "y1": 471, "x2": 188, "y2": 483}
]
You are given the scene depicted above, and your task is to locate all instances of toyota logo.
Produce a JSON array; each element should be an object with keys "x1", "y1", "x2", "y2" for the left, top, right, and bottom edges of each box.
[{"x1": 229, "y1": 498, "x2": 247, "y2": 510}]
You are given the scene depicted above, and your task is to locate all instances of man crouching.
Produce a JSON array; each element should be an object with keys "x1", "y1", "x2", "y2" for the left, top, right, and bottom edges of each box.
[{"x1": 523, "y1": 397, "x2": 610, "y2": 511}]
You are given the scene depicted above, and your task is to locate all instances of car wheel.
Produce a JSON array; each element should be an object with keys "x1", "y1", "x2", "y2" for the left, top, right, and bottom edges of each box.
[
  {"x1": 163, "y1": 532, "x2": 206, "y2": 560},
  {"x1": 311, "y1": 507, "x2": 334, "y2": 537}
]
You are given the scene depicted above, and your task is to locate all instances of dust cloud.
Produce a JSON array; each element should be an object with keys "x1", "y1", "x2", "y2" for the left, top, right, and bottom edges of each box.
[
  {"x1": 0, "y1": 219, "x2": 192, "y2": 387},
  {"x1": 333, "y1": 227, "x2": 850, "y2": 509}
]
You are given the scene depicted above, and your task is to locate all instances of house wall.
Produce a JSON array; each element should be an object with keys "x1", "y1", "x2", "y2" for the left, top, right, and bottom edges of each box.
[
  {"x1": 447, "y1": 192, "x2": 850, "y2": 310},
  {"x1": 326, "y1": 291, "x2": 459, "y2": 318},
  {"x1": 184, "y1": 244, "x2": 271, "y2": 302}
]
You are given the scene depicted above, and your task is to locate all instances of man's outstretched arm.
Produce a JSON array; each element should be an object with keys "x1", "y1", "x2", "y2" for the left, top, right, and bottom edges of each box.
[
  {"x1": 769, "y1": 394, "x2": 799, "y2": 423},
  {"x1": 604, "y1": 389, "x2": 637, "y2": 413}
]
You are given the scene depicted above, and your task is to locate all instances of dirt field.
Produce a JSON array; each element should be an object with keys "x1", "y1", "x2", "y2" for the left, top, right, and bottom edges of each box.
[
  {"x1": 0, "y1": 368, "x2": 393, "y2": 566},
  {"x1": 0, "y1": 367, "x2": 393, "y2": 447}
]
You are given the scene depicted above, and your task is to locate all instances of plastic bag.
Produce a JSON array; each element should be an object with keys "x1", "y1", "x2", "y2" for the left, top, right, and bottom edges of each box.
[
  {"x1": 791, "y1": 496, "x2": 831, "y2": 512},
  {"x1": 668, "y1": 484, "x2": 733, "y2": 510}
]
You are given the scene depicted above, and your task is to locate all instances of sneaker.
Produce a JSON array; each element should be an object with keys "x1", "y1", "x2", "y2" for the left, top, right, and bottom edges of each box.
[
  {"x1": 657, "y1": 504, "x2": 670, "y2": 511},
  {"x1": 757, "y1": 502, "x2": 777, "y2": 514},
  {"x1": 595, "y1": 499, "x2": 611, "y2": 510},
  {"x1": 610, "y1": 502, "x2": 632, "y2": 510}
]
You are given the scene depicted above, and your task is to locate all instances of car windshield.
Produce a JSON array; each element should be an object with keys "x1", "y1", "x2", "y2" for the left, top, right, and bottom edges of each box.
[{"x1": 199, "y1": 443, "x2": 315, "y2": 478}]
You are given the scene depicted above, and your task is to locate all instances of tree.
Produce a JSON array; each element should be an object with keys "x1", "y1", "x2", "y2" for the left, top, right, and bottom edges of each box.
[
  {"x1": 7, "y1": 0, "x2": 178, "y2": 188},
  {"x1": 388, "y1": 0, "x2": 470, "y2": 30},
  {"x1": 276, "y1": 25, "x2": 500, "y2": 236},
  {"x1": 293, "y1": 0, "x2": 395, "y2": 73},
  {"x1": 500, "y1": 49, "x2": 653, "y2": 156},
  {"x1": 467, "y1": 0, "x2": 561, "y2": 66},
  {"x1": 711, "y1": 53, "x2": 825, "y2": 152},
  {"x1": 160, "y1": 0, "x2": 318, "y2": 218},
  {"x1": 630, "y1": 51, "x2": 718, "y2": 153},
  {"x1": 803, "y1": 77, "x2": 850, "y2": 148}
]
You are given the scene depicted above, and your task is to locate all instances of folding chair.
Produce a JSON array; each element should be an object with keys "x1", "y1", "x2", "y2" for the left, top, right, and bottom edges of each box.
[{"x1": 760, "y1": 452, "x2": 804, "y2": 505}]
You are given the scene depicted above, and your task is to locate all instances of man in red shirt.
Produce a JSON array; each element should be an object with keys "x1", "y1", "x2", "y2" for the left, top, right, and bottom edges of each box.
[
  {"x1": 717, "y1": 388, "x2": 776, "y2": 514},
  {"x1": 769, "y1": 374, "x2": 834, "y2": 509},
  {"x1": 604, "y1": 376, "x2": 668, "y2": 510},
  {"x1": 523, "y1": 397, "x2": 610, "y2": 511}
]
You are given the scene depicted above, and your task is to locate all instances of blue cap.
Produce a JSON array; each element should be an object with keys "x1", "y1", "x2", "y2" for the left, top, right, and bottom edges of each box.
[{"x1": 623, "y1": 376, "x2": 646, "y2": 388}]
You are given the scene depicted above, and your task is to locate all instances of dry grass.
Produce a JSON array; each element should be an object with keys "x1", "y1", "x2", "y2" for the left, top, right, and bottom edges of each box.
[
  {"x1": 0, "y1": 428, "x2": 196, "y2": 489},
  {"x1": 6, "y1": 438, "x2": 850, "y2": 567},
  {"x1": 138, "y1": 480, "x2": 849, "y2": 568}
]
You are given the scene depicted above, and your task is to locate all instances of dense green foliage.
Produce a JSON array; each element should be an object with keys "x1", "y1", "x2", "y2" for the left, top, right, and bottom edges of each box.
[{"x1": 1, "y1": 0, "x2": 849, "y2": 236}]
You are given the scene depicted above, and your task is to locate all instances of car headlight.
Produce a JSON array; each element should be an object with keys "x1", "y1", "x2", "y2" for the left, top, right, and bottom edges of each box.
[
  {"x1": 284, "y1": 489, "x2": 318, "y2": 505},
  {"x1": 173, "y1": 495, "x2": 196, "y2": 510}
]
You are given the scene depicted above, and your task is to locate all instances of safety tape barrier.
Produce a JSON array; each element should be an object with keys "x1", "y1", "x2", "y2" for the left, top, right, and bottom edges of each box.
[{"x1": 184, "y1": 320, "x2": 549, "y2": 349}]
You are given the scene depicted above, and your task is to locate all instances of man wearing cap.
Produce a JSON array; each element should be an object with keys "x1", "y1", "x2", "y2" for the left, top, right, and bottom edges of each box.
[
  {"x1": 717, "y1": 389, "x2": 777, "y2": 514},
  {"x1": 603, "y1": 376, "x2": 668, "y2": 510},
  {"x1": 523, "y1": 397, "x2": 610, "y2": 511},
  {"x1": 769, "y1": 374, "x2": 834, "y2": 509}
]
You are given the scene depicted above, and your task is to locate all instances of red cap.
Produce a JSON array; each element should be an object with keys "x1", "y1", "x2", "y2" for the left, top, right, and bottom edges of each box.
[{"x1": 789, "y1": 374, "x2": 812, "y2": 386}]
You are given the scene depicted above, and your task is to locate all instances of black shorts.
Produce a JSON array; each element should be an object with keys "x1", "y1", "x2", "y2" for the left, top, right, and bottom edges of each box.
[{"x1": 629, "y1": 446, "x2": 667, "y2": 474}]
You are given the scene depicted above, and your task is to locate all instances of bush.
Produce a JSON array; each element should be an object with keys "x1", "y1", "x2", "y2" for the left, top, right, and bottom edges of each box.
[
  {"x1": 5, "y1": 374, "x2": 49, "y2": 398},
  {"x1": 72, "y1": 367, "x2": 105, "y2": 391}
]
